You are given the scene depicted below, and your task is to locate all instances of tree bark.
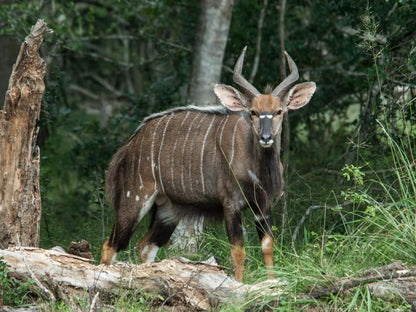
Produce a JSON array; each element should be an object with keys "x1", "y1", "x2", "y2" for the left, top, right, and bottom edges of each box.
[
  {"x1": 2, "y1": 248, "x2": 416, "y2": 310},
  {"x1": 188, "y1": 0, "x2": 235, "y2": 106},
  {"x1": 0, "y1": 19, "x2": 51, "y2": 248},
  {"x1": 0, "y1": 247, "x2": 285, "y2": 311},
  {"x1": 278, "y1": 0, "x2": 290, "y2": 245}
]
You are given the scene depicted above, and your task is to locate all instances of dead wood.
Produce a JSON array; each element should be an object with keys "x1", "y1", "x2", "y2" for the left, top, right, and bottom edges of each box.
[
  {"x1": 0, "y1": 247, "x2": 285, "y2": 311},
  {"x1": 2, "y1": 247, "x2": 416, "y2": 310},
  {"x1": 299, "y1": 261, "x2": 416, "y2": 308},
  {"x1": 0, "y1": 19, "x2": 52, "y2": 248}
]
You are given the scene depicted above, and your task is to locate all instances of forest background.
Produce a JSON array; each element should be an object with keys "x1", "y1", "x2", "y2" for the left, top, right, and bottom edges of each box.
[{"x1": 0, "y1": 0, "x2": 415, "y2": 309}]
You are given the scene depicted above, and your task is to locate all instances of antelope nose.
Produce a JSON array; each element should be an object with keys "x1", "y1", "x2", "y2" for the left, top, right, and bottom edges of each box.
[{"x1": 261, "y1": 133, "x2": 272, "y2": 142}]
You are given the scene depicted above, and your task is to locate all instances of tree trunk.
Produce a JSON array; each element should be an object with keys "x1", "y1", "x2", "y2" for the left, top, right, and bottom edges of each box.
[
  {"x1": 0, "y1": 19, "x2": 51, "y2": 249},
  {"x1": 172, "y1": 0, "x2": 235, "y2": 254},
  {"x1": 187, "y1": 0, "x2": 235, "y2": 106},
  {"x1": 278, "y1": 0, "x2": 289, "y2": 245}
]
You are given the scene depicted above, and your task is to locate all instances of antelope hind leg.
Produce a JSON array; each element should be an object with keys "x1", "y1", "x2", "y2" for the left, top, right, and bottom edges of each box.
[{"x1": 138, "y1": 202, "x2": 178, "y2": 263}]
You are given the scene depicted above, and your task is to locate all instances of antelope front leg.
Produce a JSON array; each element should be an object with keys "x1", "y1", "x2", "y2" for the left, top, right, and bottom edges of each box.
[
  {"x1": 225, "y1": 210, "x2": 245, "y2": 282},
  {"x1": 256, "y1": 212, "x2": 275, "y2": 279}
]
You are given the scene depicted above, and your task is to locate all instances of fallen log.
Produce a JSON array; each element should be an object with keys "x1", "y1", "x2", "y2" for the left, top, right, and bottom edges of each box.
[
  {"x1": 299, "y1": 261, "x2": 416, "y2": 308},
  {"x1": 0, "y1": 247, "x2": 285, "y2": 311},
  {"x1": 2, "y1": 247, "x2": 416, "y2": 310}
]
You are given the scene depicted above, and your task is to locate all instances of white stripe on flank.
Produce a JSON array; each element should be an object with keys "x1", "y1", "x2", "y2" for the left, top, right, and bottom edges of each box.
[
  {"x1": 212, "y1": 115, "x2": 228, "y2": 173},
  {"x1": 200, "y1": 115, "x2": 216, "y2": 196},
  {"x1": 188, "y1": 114, "x2": 207, "y2": 194},
  {"x1": 151, "y1": 115, "x2": 167, "y2": 191},
  {"x1": 230, "y1": 117, "x2": 244, "y2": 165},
  {"x1": 158, "y1": 113, "x2": 174, "y2": 194},
  {"x1": 137, "y1": 135, "x2": 145, "y2": 189},
  {"x1": 181, "y1": 113, "x2": 201, "y2": 196},
  {"x1": 171, "y1": 111, "x2": 190, "y2": 195},
  {"x1": 137, "y1": 191, "x2": 158, "y2": 223},
  {"x1": 219, "y1": 115, "x2": 230, "y2": 149}
]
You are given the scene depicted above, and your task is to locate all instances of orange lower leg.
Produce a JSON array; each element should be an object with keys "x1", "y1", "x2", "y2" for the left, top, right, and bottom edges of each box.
[
  {"x1": 100, "y1": 239, "x2": 117, "y2": 265},
  {"x1": 261, "y1": 235, "x2": 274, "y2": 279},
  {"x1": 231, "y1": 245, "x2": 246, "y2": 282}
]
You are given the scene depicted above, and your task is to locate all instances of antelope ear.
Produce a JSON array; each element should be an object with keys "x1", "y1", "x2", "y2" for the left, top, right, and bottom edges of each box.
[
  {"x1": 286, "y1": 82, "x2": 316, "y2": 110},
  {"x1": 214, "y1": 84, "x2": 249, "y2": 112}
]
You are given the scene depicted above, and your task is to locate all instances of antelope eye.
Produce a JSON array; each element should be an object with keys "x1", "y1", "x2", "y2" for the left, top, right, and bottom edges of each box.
[
  {"x1": 250, "y1": 110, "x2": 258, "y2": 117},
  {"x1": 274, "y1": 110, "x2": 283, "y2": 116}
]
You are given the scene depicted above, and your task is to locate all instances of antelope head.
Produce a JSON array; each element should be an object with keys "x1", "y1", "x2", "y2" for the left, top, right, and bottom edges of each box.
[{"x1": 215, "y1": 47, "x2": 316, "y2": 148}]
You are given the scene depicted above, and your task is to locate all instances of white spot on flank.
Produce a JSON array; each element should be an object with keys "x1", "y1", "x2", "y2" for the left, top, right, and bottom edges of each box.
[
  {"x1": 135, "y1": 195, "x2": 140, "y2": 201},
  {"x1": 126, "y1": 191, "x2": 131, "y2": 198}
]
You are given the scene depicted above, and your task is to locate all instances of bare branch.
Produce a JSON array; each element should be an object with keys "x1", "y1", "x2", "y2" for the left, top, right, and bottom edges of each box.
[{"x1": 292, "y1": 201, "x2": 353, "y2": 242}]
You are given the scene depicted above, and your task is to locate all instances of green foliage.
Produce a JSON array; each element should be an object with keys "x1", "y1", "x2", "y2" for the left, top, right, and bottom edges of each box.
[{"x1": 0, "y1": 257, "x2": 34, "y2": 306}]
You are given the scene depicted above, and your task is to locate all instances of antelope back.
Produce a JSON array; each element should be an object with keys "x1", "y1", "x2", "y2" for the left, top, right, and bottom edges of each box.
[{"x1": 106, "y1": 106, "x2": 257, "y2": 212}]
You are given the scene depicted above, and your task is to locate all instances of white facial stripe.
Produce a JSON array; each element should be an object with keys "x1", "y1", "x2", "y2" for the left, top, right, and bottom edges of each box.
[
  {"x1": 259, "y1": 115, "x2": 266, "y2": 119},
  {"x1": 266, "y1": 115, "x2": 273, "y2": 119},
  {"x1": 259, "y1": 114, "x2": 273, "y2": 119}
]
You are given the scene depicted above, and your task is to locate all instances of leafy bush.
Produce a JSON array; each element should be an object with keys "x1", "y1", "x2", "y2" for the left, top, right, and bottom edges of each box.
[{"x1": 0, "y1": 257, "x2": 34, "y2": 306}]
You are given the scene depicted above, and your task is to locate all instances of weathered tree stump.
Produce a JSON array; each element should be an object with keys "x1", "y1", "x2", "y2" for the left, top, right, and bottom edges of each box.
[{"x1": 0, "y1": 19, "x2": 51, "y2": 248}]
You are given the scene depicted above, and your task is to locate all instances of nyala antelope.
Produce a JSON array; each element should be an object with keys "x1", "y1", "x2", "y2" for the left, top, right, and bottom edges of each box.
[{"x1": 100, "y1": 47, "x2": 316, "y2": 282}]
